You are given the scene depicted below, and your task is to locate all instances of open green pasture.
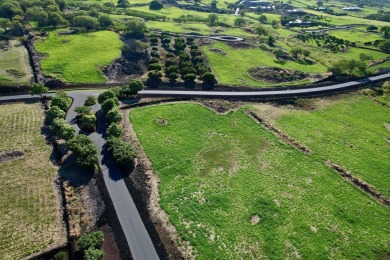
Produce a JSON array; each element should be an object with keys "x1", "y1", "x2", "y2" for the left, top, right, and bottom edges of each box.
[
  {"x1": 35, "y1": 30, "x2": 122, "y2": 83},
  {"x1": 274, "y1": 95, "x2": 390, "y2": 198},
  {"x1": 202, "y1": 41, "x2": 327, "y2": 86},
  {"x1": 328, "y1": 29, "x2": 383, "y2": 43},
  {"x1": 0, "y1": 103, "x2": 66, "y2": 259},
  {"x1": 130, "y1": 101, "x2": 390, "y2": 259},
  {"x1": 0, "y1": 40, "x2": 32, "y2": 86}
]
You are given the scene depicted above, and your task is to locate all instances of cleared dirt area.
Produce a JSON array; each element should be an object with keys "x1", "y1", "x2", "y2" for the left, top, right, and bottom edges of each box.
[{"x1": 0, "y1": 103, "x2": 66, "y2": 259}]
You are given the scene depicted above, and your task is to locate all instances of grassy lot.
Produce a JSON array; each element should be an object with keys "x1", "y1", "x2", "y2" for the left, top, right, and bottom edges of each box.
[
  {"x1": 328, "y1": 29, "x2": 383, "y2": 43},
  {"x1": 203, "y1": 41, "x2": 328, "y2": 86},
  {"x1": 130, "y1": 102, "x2": 390, "y2": 259},
  {"x1": 0, "y1": 103, "x2": 66, "y2": 259},
  {"x1": 0, "y1": 40, "x2": 32, "y2": 86},
  {"x1": 35, "y1": 30, "x2": 122, "y2": 83},
  {"x1": 273, "y1": 95, "x2": 390, "y2": 198}
]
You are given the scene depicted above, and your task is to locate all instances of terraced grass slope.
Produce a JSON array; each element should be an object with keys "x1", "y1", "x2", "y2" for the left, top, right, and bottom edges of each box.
[
  {"x1": 0, "y1": 103, "x2": 66, "y2": 259},
  {"x1": 35, "y1": 30, "x2": 122, "y2": 83},
  {"x1": 130, "y1": 102, "x2": 390, "y2": 259}
]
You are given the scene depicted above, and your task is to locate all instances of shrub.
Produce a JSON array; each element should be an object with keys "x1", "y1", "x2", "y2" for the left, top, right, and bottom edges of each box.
[
  {"x1": 52, "y1": 92, "x2": 72, "y2": 112},
  {"x1": 121, "y1": 80, "x2": 144, "y2": 97},
  {"x1": 165, "y1": 58, "x2": 176, "y2": 67},
  {"x1": 78, "y1": 231, "x2": 104, "y2": 250},
  {"x1": 181, "y1": 66, "x2": 197, "y2": 75},
  {"x1": 51, "y1": 118, "x2": 75, "y2": 140},
  {"x1": 166, "y1": 52, "x2": 175, "y2": 58},
  {"x1": 53, "y1": 251, "x2": 66, "y2": 260},
  {"x1": 101, "y1": 98, "x2": 119, "y2": 115},
  {"x1": 85, "y1": 248, "x2": 104, "y2": 260},
  {"x1": 82, "y1": 114, "x2": 97, "y2": 131},
  {"x1": 75, "y1": 106, "x2": 92, "y2": 117},
  {"x1": 184, "y1": 73, "x2": 196, "y2": 82},
  {"x1": 107, "y1": 137, "x2": 137, "y2": 168},
  {"x1": 98, "y1": 90, "x2": 118, "y2": 104},
  {"x1": 150, "y1": 37, "x2": 158, "y2": 45},
  {"x1": 106, "y1": 107, "x2": 122, "y2": 123},
  {"x1": 165, "y1": 65, "x2": 179, "y2": 75},
  {"x1": 30, "y1": 83, "x2": 49, "y2": 98},
  {"x1": 66, "y1": 134, "x2": 98, "y2": 168},
  {"x1": 47, "y1": 106, "x2": 65, "y2": 121},
  {"x1": 84, "y1": 96, "x2": 97, "y2": 106},
  {"x1": 148, "y1": 70, "x2": 163, "y2": 79},
  {"x1": 148, "y1": 63, "x2": 161, "y2": 71},
  {"x1": 149, "y1": 0, "x2": 163, "y2": 10},
  {"x1": 149, "y1": 57, "x2": 160, "y2": 64},
  {"x1": 202, "y1": 72, "x2": 216, "y2": 84},
  {"x1": 106, "y1": 122, "x2": 123, "y2": 138}
]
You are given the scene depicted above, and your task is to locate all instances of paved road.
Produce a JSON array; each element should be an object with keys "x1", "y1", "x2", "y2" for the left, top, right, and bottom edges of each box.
[{"x1": 64, "y1": 91, "x2": 159, "y2": 260}]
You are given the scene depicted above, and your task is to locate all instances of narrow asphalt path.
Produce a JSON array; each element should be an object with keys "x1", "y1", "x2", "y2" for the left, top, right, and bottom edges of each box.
[{"x1": 65, "y1": 91, "x2": 159, "y2": 260}]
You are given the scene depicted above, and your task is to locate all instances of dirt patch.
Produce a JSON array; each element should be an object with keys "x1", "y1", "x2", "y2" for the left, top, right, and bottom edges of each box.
[
  {"x1": 0, "y1": 150, "x2": 25, "y2": 163},
  {"x1": 326, "y1": 161, "x2": 390, "y2": 208},
  {"x1": 208, "y1": 48, "x2": 227, "y2": 56},
  {"x1": 100, "y1": 225, "x2": 120, "y2": 260},
  {"x1": 226, "y1": 41, "x2": 253, "y2": 49},
  {"x1": 104, "y1": 57, "x2": 146, "y2": 84},
  {"x1": 248, "y1": 67, "x2": 308, "y2": 83},
  {"x1": 155, "y1": 118, "x2": 169, "y2": 125},
  {"x1": 246, "y1": 110, "x2": 312, "y2": 154},
  {"x1": 250, "y1": 215, "x2": 260, "y2": 225}
]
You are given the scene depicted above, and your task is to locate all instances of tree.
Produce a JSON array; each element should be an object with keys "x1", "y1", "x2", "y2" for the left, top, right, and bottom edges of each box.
[
  {"x1": 259, "y1": 14, "x2": 267, "y2": 24},
  {"x1": 106, "y1": 137, "x2": 137, "y2": 168},
  {"x1": 75, "y1": 106, "x2": 92, "y2": 117},
  {"x1": 208, "y1": 13, "x2": 218, "y2": 26},
  {"x1": 234, "y1": 17, "x2": 246, "y2": 27},
  {"x1": 302, "y1": 49, "x2": 310, "y2": 58},
  {"x1": 380, "y1": 26, "x2": 390, "y2": 38},
  {"x1": 359, "y1": 53, "x2": 373, "y2": 61},
  {"x1": 121, "y1": 80, "x2": 144, "y2": 97},
  {"x1": 47, "y1": 106, "x2": 65, "y2": 121},
  {"x1": 290, "y1": 47, "x2": 303, "y2": 59},
  {"x1": 168, "y1": 72, "x2": 178, "y2": 82},
  {"x1": 267, "y1": 36, "x2": 275, "y2": 47},
  {"x1": 117, "y1": 0, "x2": 130, "y2": 8},
  {"x1": 271, "y1": 20, "x2": 279, "y2": 28},
  {"x1": 101, "y1": 98, "x2": 119, "y2": 115},
  {"x1": 255, "y1": 26, "x2": 268, "y2": 37},
  {"x1": 0, "y1": 18, "x2": 11, "y2": 31},
  {"x1": 106, "y1": 107, "x2": 122, "y2": 123},
  {"x1": 82, "y1": 114, "x2": 97, "y2": 131},
  {"x1": 165, "y1": 65, "x2": 179, "y2": 75},
  {"x1": 210, "y1": 0, "x2": 217, "y2": 9},
  {"x1": 72, "y1": 16, "x2": 99, "y2": 30},
  {"x1": 150, "y1": 37, "x2": 158, "y2": 45},
  {"x1": 125, "y1": 20, "x2": 147, "y2": 38},
  {"x1": 328, "y1": 59, "x2": 367, "y2": 77},
  {"x1": 51, "y1": 92, "x2": 71, "y2": 112},
  {"x1": 149, "y1": 0, "x2": 163, "y2": 10},
  {"x1": 30, "y1": 83, "x2": 49, "y2": 99},
  {"x1": 78, "y1": 231, "x2": 104, "y2": 251},
  {"x1": 184, "y1": 73, "x2": 196, "y2": 82},
  {"x1": 174, "y1": 41, "x2": 186, "y2": 52},
  {"x1": 0, "y1": 2, "x2": 23, "y2": 19},
  {"x1": 380, "y1": 40, "x2": 390, "y2": 52},
  {"x1": 366, "y1": 25, "x2": 378, "y2": 31},
  {"x1": 202, "y1": 72, "x2": 216, "y2": 84},
  {"x1": 316, "y1": 1, "x2": 323, "y2": 6},
  {"x1": 47, "y1": 11, "x2": 68, "y2": 27},
  {"x1": 106, "y1": 122, "x2": 123, "y2": 138},
  {"x1": 148, "y1": 70, "x2": 162, "y2": 79},
  {"x1": 98, "y1": 14, "x2": 113, "y2": 28},
  {"x1": 66, "y1": 134, "x2": 98, "y2": 168},
  {"x1": 98, "y1": 90, "x2": 118, "y2": 104},
  {"x1": 51, "y1": 118, "x2": 75, "y2": 140}
]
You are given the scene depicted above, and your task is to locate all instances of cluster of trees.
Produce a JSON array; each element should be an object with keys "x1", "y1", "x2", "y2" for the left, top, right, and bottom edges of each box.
[
  {"x1": 289, "y1": 47, "x2": 310, "y2": 60},
  {"x1": 77, "y1": 231, "x2": 104, "y2": 260},
  {"x1": 147, "y1": 34, "x2": 216, "y2": 86},
  {"x1": 366, "y1": 10, "x2": 390, "y2": 22},
  {"x1": 98, "y1": 90, "x2": 122, "y2": 124},
  {"x1": 74, "y1": 105, "x2": 97, "y2": 132},
  {"x1": 328, "y1": 59, "x2": 368, "y2": 77},
  {"x1": 296, "y1": 33, "x2": 355, "y2": 52},
  {"x1": 149, "y1": 0, "x2": 163, "y2": 10}
]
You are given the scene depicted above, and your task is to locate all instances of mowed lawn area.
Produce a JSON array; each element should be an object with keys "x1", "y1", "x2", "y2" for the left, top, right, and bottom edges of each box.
[
  {"x1": 130, "y1": 102, "x2": 390, "y2": 259},
  {"x1": 273, "y1": 95, "x2": 390, "y2": 198},
  {"x1": 0, "y1": 40, "x2": 32, "y2": 86},
  {"x1": 0, "y1": 103, "x2": 66, "y2": 259},
  {"x1": 35, "y1": 30, "x2": 122, "y2": 83}
]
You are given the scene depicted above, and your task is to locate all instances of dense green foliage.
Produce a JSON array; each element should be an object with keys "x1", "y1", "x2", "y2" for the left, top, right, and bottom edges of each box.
[
  {"x1": 98, "y1": 90, "x2": 118, "y2": 104},
  {"x1": 78, "y1": 231, "x2": 104, "y2": 250},
  {"x1": 106, "y1": 122, "x2": 123, "y2": 138},
  {"x1": 30, "y1": 83, "x2": 48, "y2": 98},
  {"x1": 66, "y1": 134, "x2": 98, "y2": 168},
  {"x1": 47, "y1": 105, "x2": 65, "y2": 121},
  {"x1": 50, "y1": 118, "x2": 75, "y2": 140},
  {"x1": 107, "y1": 137, "x2": 136, "y2": 168}
]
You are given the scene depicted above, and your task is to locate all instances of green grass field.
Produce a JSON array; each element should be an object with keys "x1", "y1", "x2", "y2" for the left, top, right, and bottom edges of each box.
[
  {"x1": 0, "y1": 40, "x2": 32, "y2": 86},
  {"x1": 202, "y1": 41, "x2": 328, "y2": 86},
  {"x1": 35, "y1": 30, "x2": 122, "y2": 83},
  {"x1": 130, "y1": 101, "x2": 390, "y2": 259},
  {"x1": 0, "y1": 103, "x2": 66, "y2": 259},
  {"x1": 274, "y1": 95, "x2": 390, "y2": 197},
  {"x1": 328, "y1": 29, "x2": 383, "y2": 43}
]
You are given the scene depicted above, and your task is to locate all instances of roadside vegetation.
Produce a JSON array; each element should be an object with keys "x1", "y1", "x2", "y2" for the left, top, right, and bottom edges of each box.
[
  {"x1": 129, "y1": 100, "x2": 390, "y2": 259},
  {"x1": 0, "y1": 103, "x2": 66, "y2": 258}
]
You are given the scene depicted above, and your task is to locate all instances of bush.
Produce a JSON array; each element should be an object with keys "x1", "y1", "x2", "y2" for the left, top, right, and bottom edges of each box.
[
  {"x1": 85, "y1": 248, "x2": 104, "y2": 260},
  {"x1": 148, "y1": 63, "x2": 161, "y2": 71},
  {"x1": 106, "y1": 122, "x2": 123, "y2": 138},
  {"x1": 184, "y1": 73, "x2": 196, "y2": 82},
  {"x1": 149, "y1": 0, "x2": 163, "y2": 10},
  {"x1": 66, "y1": 134, "x2": 98, "y2": 168},
  {"x1": 51, "y1": 118, "x2": 75, "y2": 140},
  {"x1": 53, "y1": 251, "x2": 66, "y2": 260},
  {"x1": 30, "y1": 83, "x2": 49, "y2": 98},
  {"x1": 82, "y1": 114, "x2": 97, "y2": 131},
  {"x1": 84, "y1": 96, "x2": 97, "y2": 106},
  {"x1": 47, "y1": 106, "x2": 65, "y2": 121},
  {"x1": 202, "y1": 72, "x2": 216, "y2": 84},
  {"x1": 148, "y1": 70, "x2": 163, "y2": 79},
  {"x1": 98, "y1": 90, "x2": 118, "y2": 104},
  {"x1": 149, "y1": 57, "x2": 160, "y2": 64},
  {"x1": 106, "y1": 107, "x2": 122, "y2": 123},
  {"x1": 121, "y1": 80, "x2": 144, "y2": 97},
  {"x1": 78, "y1": 231, "x2": 104, "y2": 250},
  {"x1": 75, "y1": 106, "x2": 92, "y2": 117},
  {"x1": 52, "y1": 92, "x2": 72, "y2": 112},
  {"x1": 107, "y1": 137, "x2": 137, "y2": 168},
  {"x1": 101, "y1": 98, "x2": 119, "y2": 115}
]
